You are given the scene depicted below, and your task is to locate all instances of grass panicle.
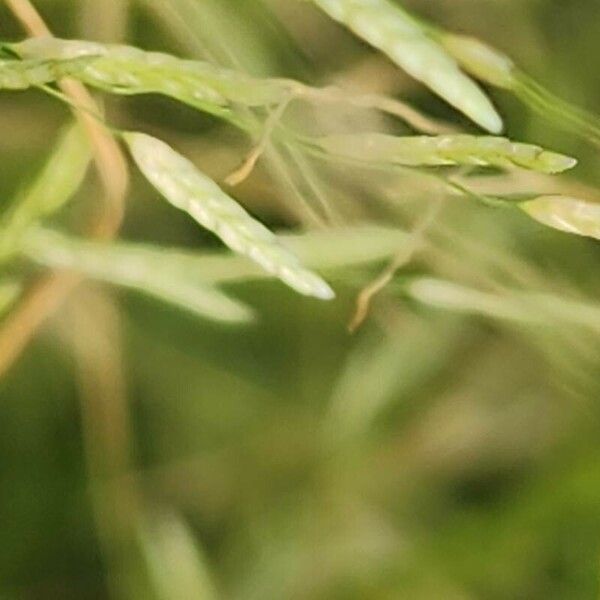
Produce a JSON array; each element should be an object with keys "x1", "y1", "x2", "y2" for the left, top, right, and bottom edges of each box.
[
  {"x1": 21, "y1": 225, "x2": 406, "y2": 288},
  {"x1": 316, "y1": 133, "x2": 577, "y2": 174},
  {"x1": 439, "y1": 32, "x2": 600, "y2": 148},
  {"x1": 311, "y1": 0, "x2": 502, "y2": 133},
  {"x1": 123, "y1": 132, "x2": 335, "y2": 300},
  {"x1": 11, "y1": 37, "x2": 296, "y2": 123}
]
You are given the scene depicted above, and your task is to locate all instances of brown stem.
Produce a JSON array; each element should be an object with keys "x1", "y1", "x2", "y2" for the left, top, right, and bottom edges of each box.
[
  {"x1": 0, "y1": 0, "x2": 129, "y2": 378},
  {"x1": 68, "y1": 288, "x2": 140, "y2": 596}
]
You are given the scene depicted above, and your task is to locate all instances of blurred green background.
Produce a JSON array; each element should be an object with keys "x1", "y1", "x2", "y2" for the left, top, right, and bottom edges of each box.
[{"x1": 2, "y1": 0, "x2": 600, "y2": 598}]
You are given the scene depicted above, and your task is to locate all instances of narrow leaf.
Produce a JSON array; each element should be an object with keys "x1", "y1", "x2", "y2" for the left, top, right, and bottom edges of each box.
[
  {"x1": 439, "y1": 33, "x2": 600, "y2": 149},
  {"x1": 23, "y1": 228, "x2": 255, "y2": 323},
  {"x1": 407, "y1": 277, "x2": 600, "y2": 331}
]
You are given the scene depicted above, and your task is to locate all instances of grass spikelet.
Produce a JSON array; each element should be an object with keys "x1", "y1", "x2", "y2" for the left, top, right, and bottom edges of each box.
[
  {"x1": 0, "y1": 56, "x2": 93, "y2": 90},
  {"x1": 439, "y1": 33, "x2": 600, "y2": 148},
  {"x1": 439, "y1": 34, "x2": 516, "y2": 90},
  {"x1": 521, "y1": 196, "x2": 600, "y2": 241},
  {"x1": 10, "y1": 37, "x2": 461, "y2": 137},
  {"x1": 23, "y1": 228, "x2": 255, "y2": 323},
  {"x1": 316, "y1": 133, "x2": 577, "y2": 174},
  {"x1": 123, "y1": 132, "x2": 335, "y2": 300},
  {"x1": 11, "y1": 37, "x2": 295, "y2": 119},
  {"x1": 311, "y1": 0, "x2": 503, "y2": 133}
]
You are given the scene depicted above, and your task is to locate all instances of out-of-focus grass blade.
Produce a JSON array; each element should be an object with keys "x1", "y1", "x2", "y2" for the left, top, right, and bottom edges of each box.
[
  {"x1": 23, "y1": 228, "x2": 254, "y2": 324},
  {"x1": 327, "y1": 313, "x2": 465, "y2": 438},
  {"x1": 137, "y1": 510, "x2": 218, "y2": 600},
  {"x1": 407, "y1": 277, "x2": 600, "y2": 332},
  {"x1": 24, "y1": 224, "x2": 406, "y2": 288},
  {"x1": 439, "y1": 34, "x2": 516, "y2": 90},
  {"x1": 0, "y1": 122, "x2": 91, "y2": 261}
]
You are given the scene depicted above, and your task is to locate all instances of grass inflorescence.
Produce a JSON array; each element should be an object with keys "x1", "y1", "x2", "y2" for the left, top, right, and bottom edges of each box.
[{"x1": 0, "y1": 0, "x2": 599, "y2": 326}]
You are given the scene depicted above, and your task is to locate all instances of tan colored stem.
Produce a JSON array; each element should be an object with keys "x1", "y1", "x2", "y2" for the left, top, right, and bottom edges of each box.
[
  {"x1": 349, "y1": 199, "x2": 443, "y2": 332},
  {"x1": 0, "y1": 0, "x2": 129, "y2": 378},
  {"x1": 69, "y1": 288, "x2": 140, "y2": 596}
]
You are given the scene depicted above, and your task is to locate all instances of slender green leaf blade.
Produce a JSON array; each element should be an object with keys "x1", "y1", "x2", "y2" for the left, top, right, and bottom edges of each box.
[{"x1": 23, "y1": 228, "x2": 255, "y2": 323}]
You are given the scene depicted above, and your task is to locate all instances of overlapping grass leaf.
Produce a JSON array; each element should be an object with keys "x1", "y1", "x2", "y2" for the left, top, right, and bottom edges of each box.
[
  {"x1": 24, "y1": 225, "x2": 404, "y2": 287},
  {"x1": 407, "y1": 277, "x2": 600, "y2": 331},
  {"x1": 124, "y1": 132, "x2": 335, "y2": 300}
]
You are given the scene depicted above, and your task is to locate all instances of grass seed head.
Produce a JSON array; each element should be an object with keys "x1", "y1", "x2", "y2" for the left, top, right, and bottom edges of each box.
[
  {"x1": 521, "y1": 196, "x2": 600, "y2": 241},
  {"x1": 317, "y1": 133, "x2": 577, "y2": 174},
  {"x1": 440, "y1": 34, "x2": 516, "y2": 89},
  {"x1": 124, "y1": 132, "x2": 335, "y2": 301},
  {"x1": 311, "y1": 0, "x2": 503, "y2": 133},
  {"x1": 12, "y1": 37, "x2": 295, "y2": 111}
]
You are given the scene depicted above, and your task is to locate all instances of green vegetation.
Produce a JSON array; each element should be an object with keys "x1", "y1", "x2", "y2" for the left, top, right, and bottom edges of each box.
[{"x1": 1, "y1": 0, "x2": 600, "y2": 598}]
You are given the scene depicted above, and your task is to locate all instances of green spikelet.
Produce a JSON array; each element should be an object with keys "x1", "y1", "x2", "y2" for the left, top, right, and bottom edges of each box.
[
  {"x1": 124, "y1": 132, "x2": 335, "y2": 300},
  {"x1": 316, "y1": 133, "x2": 576, "y2": 174},
  {"x1": 311, "y1": 0, "x2": 503, "y2": 133},
  {"x1": 521, "y1": 196, "x2": 600, "y2": 241},
  {"x1": 12, "y1": 37, "x2": 295, "y2": 114}
]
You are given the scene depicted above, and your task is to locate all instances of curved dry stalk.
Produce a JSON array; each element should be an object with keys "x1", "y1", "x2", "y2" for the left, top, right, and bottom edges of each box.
[
  {"x1": 225, "y1": 94, "x2": 293, "y2": 186},
  {"x1": 349, "y1": 199, "x2": 443, "y2": 332},
  {"x1": 0, "y1": 271, "x2": 80, "y2": 376},
  {"x1": 0, "y1": 0, "x2": 129, "y2": 379}
]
